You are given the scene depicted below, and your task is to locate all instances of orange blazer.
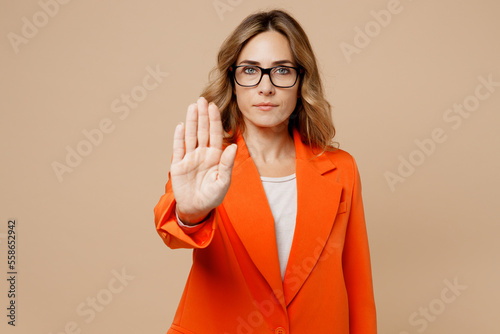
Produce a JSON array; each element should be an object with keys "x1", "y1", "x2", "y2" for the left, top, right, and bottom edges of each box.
[{"x1": 154, "y1": 128, "x2": 377, "y2": 334}]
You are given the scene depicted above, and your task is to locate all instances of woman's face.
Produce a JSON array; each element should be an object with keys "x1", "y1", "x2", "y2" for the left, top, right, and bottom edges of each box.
[{"x1": 234, "y1": 31, "x2": 300, "y2": 133}]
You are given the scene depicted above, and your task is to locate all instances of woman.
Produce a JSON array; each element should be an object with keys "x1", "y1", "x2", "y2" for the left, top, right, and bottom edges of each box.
[{"x1": 154, "y1": 9, "x2": 377, "y2": 334}]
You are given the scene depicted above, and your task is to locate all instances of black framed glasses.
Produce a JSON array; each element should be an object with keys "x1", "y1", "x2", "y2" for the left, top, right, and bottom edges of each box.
[{"x1": 232, "y1": 65, "x2": 301, "y2": 88}]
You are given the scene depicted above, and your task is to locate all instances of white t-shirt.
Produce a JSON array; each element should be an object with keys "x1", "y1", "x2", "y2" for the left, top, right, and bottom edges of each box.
[{"x1": 260, "y1": 173, "x2": 297, "y2": 280}]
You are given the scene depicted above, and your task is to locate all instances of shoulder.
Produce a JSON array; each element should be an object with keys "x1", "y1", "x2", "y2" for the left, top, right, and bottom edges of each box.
[
  {"x1": 323, "y1": 148, "x2": 358, "y2": 171},
  {"x1": 320, "y1": 147, "x2": 362, "y2": 188}
]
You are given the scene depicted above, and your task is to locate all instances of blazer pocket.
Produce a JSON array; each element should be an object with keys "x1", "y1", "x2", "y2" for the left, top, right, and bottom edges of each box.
[{"x1": 338, "y1": 201, "x2": 347, "y2": 214}]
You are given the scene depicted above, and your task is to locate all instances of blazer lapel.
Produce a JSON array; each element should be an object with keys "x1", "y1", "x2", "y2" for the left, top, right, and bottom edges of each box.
[
  {"x1": 223, "y1": 131, "x2": 284, "y2": 304},
  {"x1": 283, "y1": 129, "x2": 343, "y2": 306}
]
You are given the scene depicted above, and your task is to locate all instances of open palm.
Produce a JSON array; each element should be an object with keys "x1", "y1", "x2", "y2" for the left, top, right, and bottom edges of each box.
[{"x1": 170, "y1": 97, "x2": 237, "y2": 224}]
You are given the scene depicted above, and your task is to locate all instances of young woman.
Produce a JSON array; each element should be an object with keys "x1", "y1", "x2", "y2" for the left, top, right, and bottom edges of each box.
[{"x1": 154, "y1": 9, "x2": 377, "y2": 334}]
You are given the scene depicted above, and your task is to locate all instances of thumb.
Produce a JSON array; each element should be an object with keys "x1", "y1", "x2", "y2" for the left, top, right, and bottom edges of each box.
[{"x1": 217, "y1": 144, "x2": 237, "y2": 183}]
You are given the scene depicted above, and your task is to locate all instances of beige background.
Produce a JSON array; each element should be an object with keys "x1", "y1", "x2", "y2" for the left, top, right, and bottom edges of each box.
[{"x1": 1, "y1": 0, "x2": 499, "y2": 333}]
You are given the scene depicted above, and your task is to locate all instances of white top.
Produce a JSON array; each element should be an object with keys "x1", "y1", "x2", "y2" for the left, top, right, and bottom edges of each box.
[
  {"x1": 260, "y1": 173, "x2": 297, "y2": 280},
  {"x1": 177, "y1": 173, "x2": 298, "y2": 280}
]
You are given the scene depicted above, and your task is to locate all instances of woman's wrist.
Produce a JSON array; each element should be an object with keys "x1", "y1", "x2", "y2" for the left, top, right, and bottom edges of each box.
[{"x1": 175, "y1": 206, "x2": 211, "y2": 226}]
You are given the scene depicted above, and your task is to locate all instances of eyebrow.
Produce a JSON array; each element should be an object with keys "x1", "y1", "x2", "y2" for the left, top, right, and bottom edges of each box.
[{"x1": 237, "y1": 59, "x2": 295, "y2": 66}]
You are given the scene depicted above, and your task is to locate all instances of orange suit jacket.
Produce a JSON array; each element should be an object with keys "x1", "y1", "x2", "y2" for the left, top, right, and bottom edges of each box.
[{"x1": 154, "y1": 128, "x2": 377, "y2": 334}]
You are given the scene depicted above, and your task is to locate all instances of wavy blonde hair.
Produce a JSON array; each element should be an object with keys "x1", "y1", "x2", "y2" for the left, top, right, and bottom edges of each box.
[{"x1": 201, "y1": 9, "x2": 337, "y2": 151}]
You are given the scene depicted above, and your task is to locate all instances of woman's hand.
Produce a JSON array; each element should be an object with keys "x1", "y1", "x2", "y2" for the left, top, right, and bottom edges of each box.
[{"x1": 170, "y1": 97, "x2": 237, "y2": 225}]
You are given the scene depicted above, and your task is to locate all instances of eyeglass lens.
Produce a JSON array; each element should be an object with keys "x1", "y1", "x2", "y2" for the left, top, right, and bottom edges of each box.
[{"x1": 235, "y1": 66, "x2": 298, "y2": 87}]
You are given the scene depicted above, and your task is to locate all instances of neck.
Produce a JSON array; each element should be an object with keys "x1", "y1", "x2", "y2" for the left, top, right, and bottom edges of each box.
[{"x1": 242, "y1": 123, "x2": 295, "y2": 163}]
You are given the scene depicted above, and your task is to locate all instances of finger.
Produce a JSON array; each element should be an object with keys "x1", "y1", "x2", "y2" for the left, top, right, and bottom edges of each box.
[
  {"x1": 208, "y1": 102, "x2": 223, "y2": 150},
  {"x1": 217, "y1": 144, "x2": 237, "y2": 184},
  {"x1": 185, "y1": 103, "x2": 198, "y2": 153},
  {"x1": 172, "y1": 122, "x2": 185, "y2": 164},
  {"x1": 197, "y1": 97, "x2": 209, "y2": 147}
]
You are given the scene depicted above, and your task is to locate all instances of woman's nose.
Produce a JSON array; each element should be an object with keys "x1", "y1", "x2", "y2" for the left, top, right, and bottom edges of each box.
[{"x1": 258, "y1": 73, "x2": 275, "y2": 95}]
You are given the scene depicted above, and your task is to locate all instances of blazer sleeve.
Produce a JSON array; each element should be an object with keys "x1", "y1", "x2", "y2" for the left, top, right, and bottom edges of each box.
[
  {"x1": 342, "y1": 156, "x2": 377, "y2": 333},
  {"x1": 154, "y1": 173, "x2": 217, "y2": 249}
]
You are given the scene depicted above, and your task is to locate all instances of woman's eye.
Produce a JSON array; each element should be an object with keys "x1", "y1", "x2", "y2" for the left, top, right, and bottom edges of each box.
[
  {"x1": 275, "y1": 67, "x2": 291, "y2": 75},
  {"x1": 243, "y1": 67, "x2": 258, "y2": 74}
]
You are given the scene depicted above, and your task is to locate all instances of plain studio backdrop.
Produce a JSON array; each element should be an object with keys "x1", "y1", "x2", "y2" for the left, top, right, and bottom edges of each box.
[{"x1": 1, "y1": 0, "x2": 499, "y2": 333}]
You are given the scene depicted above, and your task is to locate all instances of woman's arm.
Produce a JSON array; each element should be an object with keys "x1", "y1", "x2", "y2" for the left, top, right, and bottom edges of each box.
[
  {"x1": 342, "y1": 156, "x2": 377, "y2": 333},
  {"x1": 154, "y1": 175, "x2": 217, "y2": 249},
  {"x1": 154, "y1": 97, "x2": 237, "y2": 249}
]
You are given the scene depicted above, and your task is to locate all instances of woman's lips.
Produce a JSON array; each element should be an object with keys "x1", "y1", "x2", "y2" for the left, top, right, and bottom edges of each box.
[{"x1": 255, "y1": 103, "x2": 278, "y2": 111}]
